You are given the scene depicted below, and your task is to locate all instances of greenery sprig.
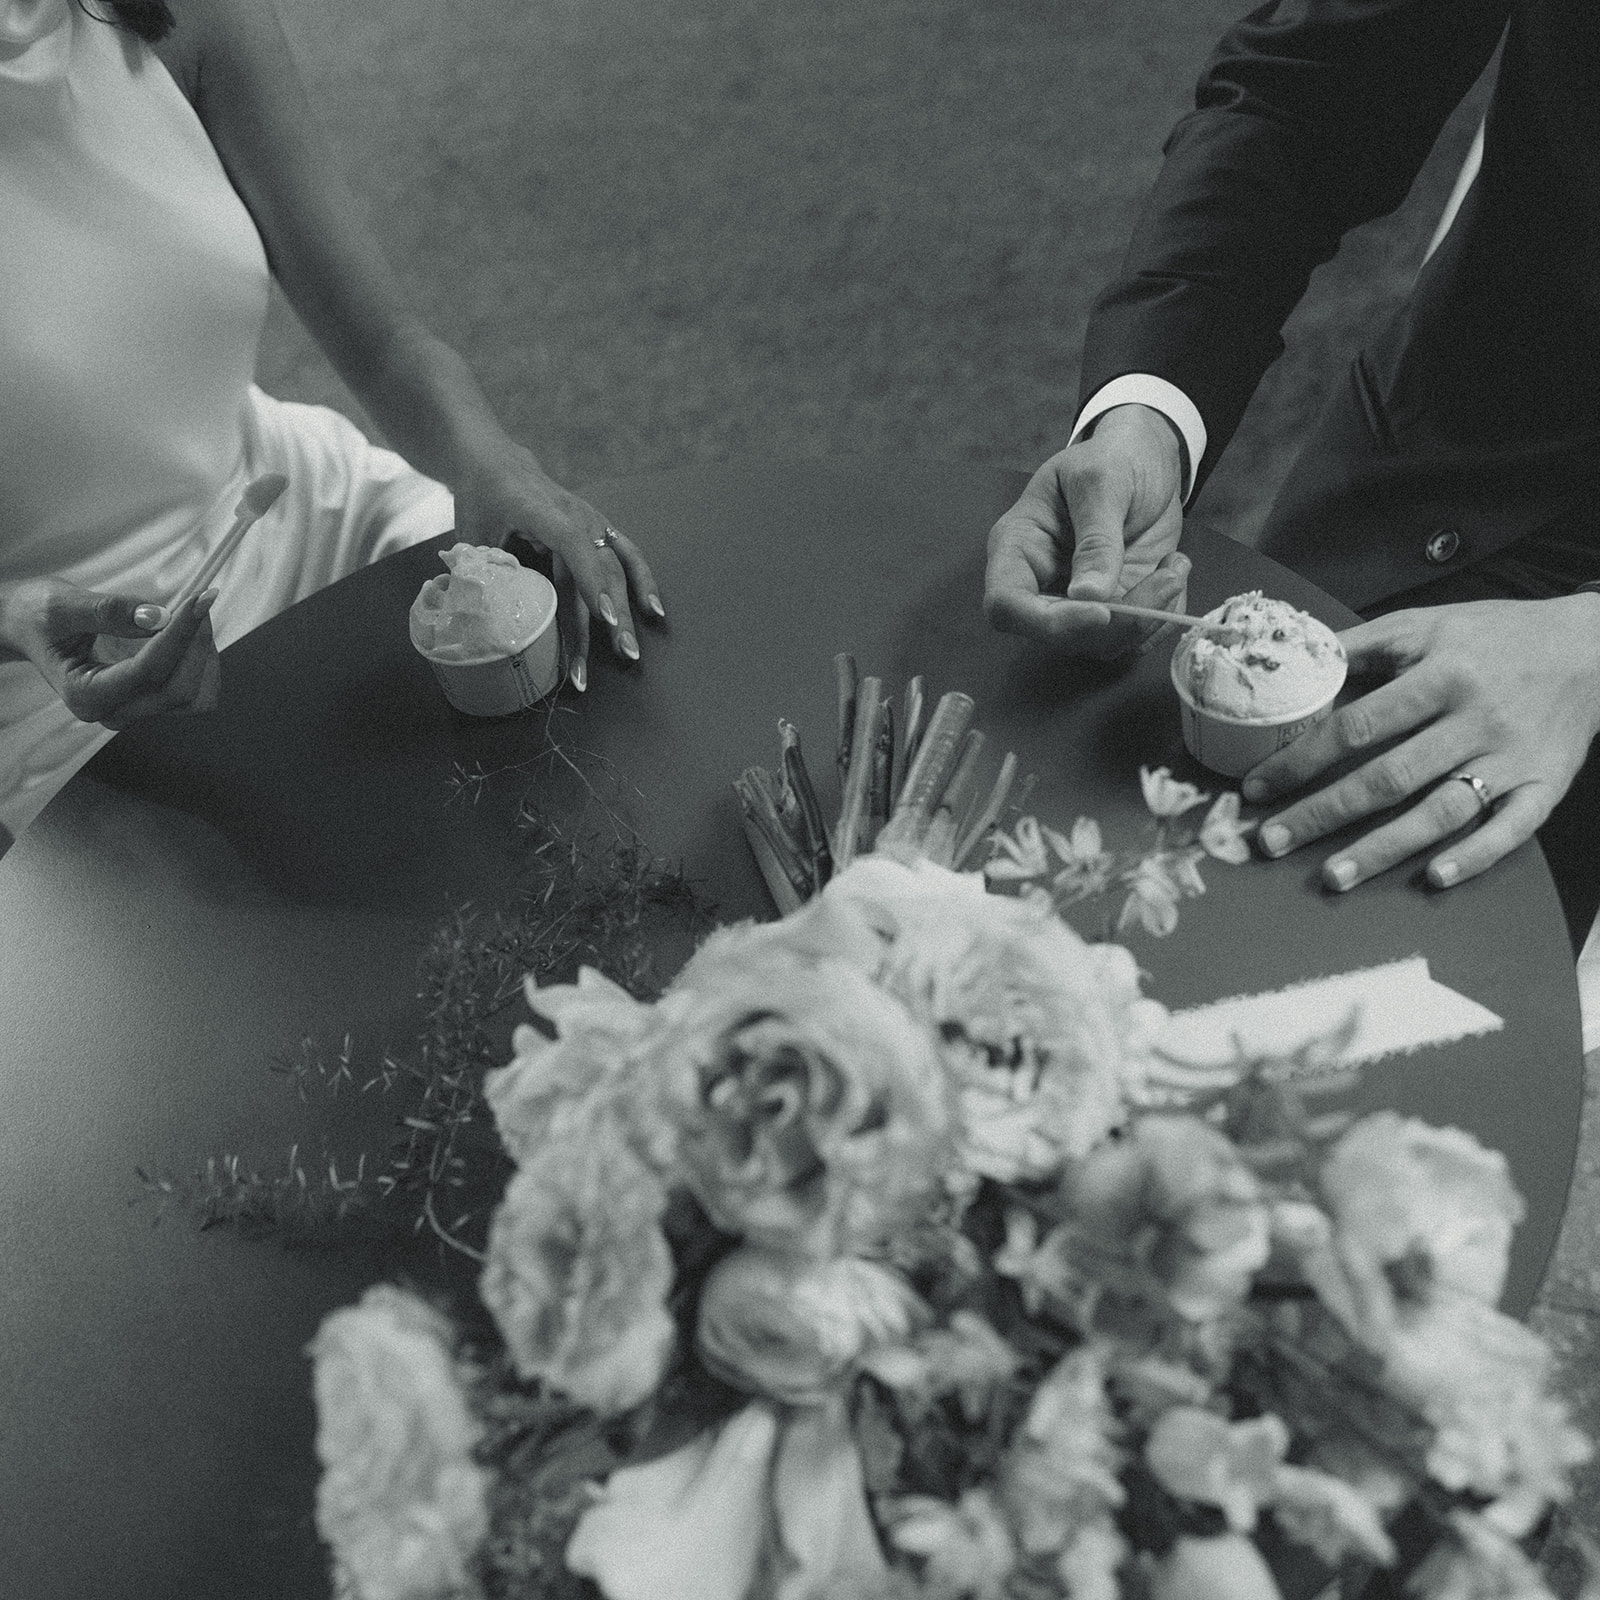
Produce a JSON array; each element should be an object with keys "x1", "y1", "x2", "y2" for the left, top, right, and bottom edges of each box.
[{"x1": 139, "y1": 741, "x2": 714, "y2": 1252}]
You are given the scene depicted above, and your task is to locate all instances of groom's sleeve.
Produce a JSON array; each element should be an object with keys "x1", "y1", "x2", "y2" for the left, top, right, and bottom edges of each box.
[{"x1": 1077, "y1": 0, "x2": 1509, "y2": 497}]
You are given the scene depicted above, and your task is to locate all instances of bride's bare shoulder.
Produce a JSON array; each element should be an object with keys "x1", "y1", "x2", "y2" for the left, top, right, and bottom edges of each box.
[{"x1": 151, "y1": 0, "x2": 289, "y2": 109}]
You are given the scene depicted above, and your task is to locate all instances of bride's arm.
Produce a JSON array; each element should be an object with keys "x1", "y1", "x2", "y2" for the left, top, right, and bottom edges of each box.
[{"x1": 158, "y1": 0, "x2": 661, "y2": 686}]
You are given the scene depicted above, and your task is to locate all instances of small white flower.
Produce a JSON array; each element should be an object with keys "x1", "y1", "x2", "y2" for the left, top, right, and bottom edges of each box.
[
  {"x1": 984, "y1": 815, "x2": 1050, "y2": 880},
  {"x1": 1165, "y1": 846, "x2": 1209, "y2": 897},
  {"x1": 1149, "y1": 1533, "x2": 1285, "y2": 1600},
  {"x1": 862, "y1": 1310, "x2": 1020, "y2": 1423},
  {"x1": 1043, "y1": 817, "x2": 1116, "y2": 899},
  {"x1": 1272, "y1": 1463, "x2": 1396, "y2": 1567},
  {"x1": 1118, "y1": 856, "x2": 1182, "y2": 938},
  {"x1": 1140, "y1": 765, "x2": 1211, "y2": 818},
  {"x1": 993, "y1": 1208, "x2": 1049, "y2": 1312},
  {"x1": 1199, "y1": 791, "x2": 1254, "y2": 864},
  {"x1": 886, "y1": 1488, "x2": 1016, "y2": 1600},
  {"x1": 1004, "y1": 1346, "x2": 1125, "y2": 1555},
  {"x1": 1061, "y1": 816, "x2": 1105, "y2": 861},
  {"x1": 1144, "y1": 1407, "x2": 1289, "y2": 1533}
]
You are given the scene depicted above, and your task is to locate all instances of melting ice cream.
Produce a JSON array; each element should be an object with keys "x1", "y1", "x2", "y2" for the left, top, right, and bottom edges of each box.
[{"x1": 409, "y1": 543, "x2": 556, "y2": 663}]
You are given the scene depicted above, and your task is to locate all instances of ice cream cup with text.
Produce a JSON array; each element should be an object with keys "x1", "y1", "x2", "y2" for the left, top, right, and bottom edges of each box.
[
  {"x1": 409, "y1": 543, "x2": 561, "y2": 717},
  {"x1": 1169, "y1": 591, "x2": 1347, "y2": 778}
]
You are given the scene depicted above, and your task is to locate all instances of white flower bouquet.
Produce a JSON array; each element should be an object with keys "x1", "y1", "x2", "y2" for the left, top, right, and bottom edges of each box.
[{"x1": 310, "y1": 847, "x2": 1593, "y2": 1600}]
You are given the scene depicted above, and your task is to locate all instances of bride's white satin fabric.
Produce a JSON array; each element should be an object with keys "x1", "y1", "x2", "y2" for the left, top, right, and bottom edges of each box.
[
  {"x1": 0, "y1": 389, "x2": 451, "y2": 836},
  {"x1": 0, "y1": 0, "x2": 450, "y2": 835}
]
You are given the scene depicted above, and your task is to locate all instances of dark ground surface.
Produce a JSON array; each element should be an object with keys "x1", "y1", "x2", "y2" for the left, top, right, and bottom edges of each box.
[{"x1": 258, "y1": 0, "x2": 1598, "y2": 1564}]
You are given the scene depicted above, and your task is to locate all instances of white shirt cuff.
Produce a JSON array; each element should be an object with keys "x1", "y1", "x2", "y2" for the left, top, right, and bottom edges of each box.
[{"x1": 1070, "y1": 374, "x2": 1208, "y2": 503}]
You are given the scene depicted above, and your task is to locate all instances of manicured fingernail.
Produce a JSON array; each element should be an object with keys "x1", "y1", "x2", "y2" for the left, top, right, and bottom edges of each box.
[
  {"x1": 1430, "y1": 858, "x2": 1459, "y2": 888},
  {"x1": 569, "y1": 658, "x2": 587, "y2": 693},
  {"x1": 647, "y1": 594, "x2": 666, "y2": 619},
  {"x1": 1242, "y1": 777, "x2": 1267, "y2": 802},
  {"x1": 619, "y1": 631, "x2": 639, "y2": 661},
  {"x1": 195, "y1": 588, "x2": 218, "y2": 616},
  {"x1": 133, "y1": 604, "x2": 168, "y2": 632},
  {"x1": 1260, "y1": 822, "x2": 1290, "y2": 856},
  {"x1": 598, "y1": 595, "x2": 618, "y2": 627},
  {"x1": 1325, "y1": 857, "x2": 1358, "y2": 891},
  {"x1": 1172, "y1": 553, "x2": 1191, "y2": 576}
]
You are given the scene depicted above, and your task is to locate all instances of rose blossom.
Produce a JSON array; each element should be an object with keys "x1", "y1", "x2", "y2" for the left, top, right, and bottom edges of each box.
[
  {"x1": 1317, "y1": 1113, "x2": 1524, "y2": 1349},
  {"x1": 696, "y1": 1246, "x2": 925, "y2": 1403},
  {"x1": 824, "y1": 856, "x2": 1166, "y2": 1180},
  {"x1": 485, "y1": 967, "x2": 665, "y2": 1170},
  {"x1": 309, "y1": 1285, "x2": 489, "y2": 1600},
  {"x1": 1066, "y1": 1115, "x2": 1271, "y2": 1322},
  {"x1": 479, "y1": 1130, "x2": 675, "y2": 1415},
  {"x1": 1381, "y1": 1296, "x2": 1591, "y2": 1521},
  {"x1": 650, "y1": 928, "x2": 953, "y2": 1255}
]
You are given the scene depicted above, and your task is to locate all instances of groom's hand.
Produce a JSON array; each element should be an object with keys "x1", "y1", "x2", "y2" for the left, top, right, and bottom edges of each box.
[
  {"x1": 984, "y1": 403, "x2": 1188, "y2": 656},
  {"x1": 1243, "y1": 594, "x2": 1600, "y2": 892}
]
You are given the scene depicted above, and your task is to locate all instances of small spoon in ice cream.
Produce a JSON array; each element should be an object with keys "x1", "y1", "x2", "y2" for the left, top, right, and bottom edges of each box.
[{"x1": 1090, "y1": 600, "x2": 1242, "y2": 639}]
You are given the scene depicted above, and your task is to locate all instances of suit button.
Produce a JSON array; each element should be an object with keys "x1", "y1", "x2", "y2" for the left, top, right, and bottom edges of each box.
[{"x1": 1424, "y1": 528, "x2": 1461, "y2": 564}]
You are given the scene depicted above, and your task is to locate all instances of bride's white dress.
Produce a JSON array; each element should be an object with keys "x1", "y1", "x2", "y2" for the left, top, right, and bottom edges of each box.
[{"x1": 0, "y1": 0, "x2": 453, "y2": 836}]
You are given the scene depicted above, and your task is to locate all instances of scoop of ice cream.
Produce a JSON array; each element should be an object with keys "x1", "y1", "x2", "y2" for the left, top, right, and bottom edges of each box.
[
  {"x1": 1174, "y1": 591, "x2": 1346, "y2": 720},
  {"x1": 409, "y1": 544, "x2": 556, "y2": 663}
]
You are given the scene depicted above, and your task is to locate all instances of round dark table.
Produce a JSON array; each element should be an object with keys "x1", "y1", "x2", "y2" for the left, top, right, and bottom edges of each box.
[{"x1": 0, "y1": 460, "x2": 1581, "y2": 1599}]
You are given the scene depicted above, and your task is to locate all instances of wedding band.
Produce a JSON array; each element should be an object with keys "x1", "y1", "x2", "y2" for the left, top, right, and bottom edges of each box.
[
  {"x1": 1453, "y1": 771, "x2": 1493, "y2": 814},
  {"x1": 592, "y1": 525, "x2": 619, "y2": 551}
]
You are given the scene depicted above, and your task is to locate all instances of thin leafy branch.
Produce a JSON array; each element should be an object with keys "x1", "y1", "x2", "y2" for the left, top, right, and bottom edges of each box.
[{"x1": 140, "y1": 748, "x2": 714, "y2": 1251}]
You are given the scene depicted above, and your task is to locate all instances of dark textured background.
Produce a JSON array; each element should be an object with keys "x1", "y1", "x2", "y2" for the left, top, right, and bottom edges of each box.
[
  {"x1": 258, "y1": 0, "x2": 1597, "y2": 1562},
  {"x1": 259, "y1": 0, "x2": 1489, "y2": 548}
]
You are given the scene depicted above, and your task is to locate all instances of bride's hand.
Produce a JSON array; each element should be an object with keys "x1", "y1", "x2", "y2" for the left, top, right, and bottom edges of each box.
[
  {"x1": 452, "y1": 443, "x2": 664, "y2": 694},
  {"x1": 0, "y1": 579, "x2": 221, "y2": 729}
]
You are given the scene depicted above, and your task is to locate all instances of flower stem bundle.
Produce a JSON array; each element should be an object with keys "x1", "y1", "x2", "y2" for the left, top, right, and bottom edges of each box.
[
  {"x1": 834, "y1": 672, "x2": 884, "y2": 871},
  {"x1": 738, "y1": 659, "x2": 1023, "y2": 904}
]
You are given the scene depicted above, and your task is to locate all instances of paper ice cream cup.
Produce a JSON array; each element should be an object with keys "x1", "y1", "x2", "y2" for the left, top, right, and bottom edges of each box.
[
  {"x1": 1170, "y1": 648, "x2": 1345, "y2": 778},
  {"x1": 414, "y1": 568, "x2": 561, "y2": 717}
]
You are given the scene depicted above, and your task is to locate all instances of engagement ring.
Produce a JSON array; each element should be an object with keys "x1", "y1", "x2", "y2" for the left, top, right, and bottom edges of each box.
[
  {"x1": 593, "y1": 525, "x2": 619, "y2": 551},
  {"x1": 1453, "y1": 771, "x2": 1493, "y2": 814}
]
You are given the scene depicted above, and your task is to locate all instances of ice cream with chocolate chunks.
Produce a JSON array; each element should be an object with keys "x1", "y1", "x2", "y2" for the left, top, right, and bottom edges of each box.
[{"x1": 1174, "y1": 591, "x2": 1346, "y2": 721}]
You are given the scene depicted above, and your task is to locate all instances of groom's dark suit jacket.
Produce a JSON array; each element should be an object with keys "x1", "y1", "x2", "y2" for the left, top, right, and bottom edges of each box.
[{"x1": 1079, "y1": 0, "x2": 1600, "y2": 610}]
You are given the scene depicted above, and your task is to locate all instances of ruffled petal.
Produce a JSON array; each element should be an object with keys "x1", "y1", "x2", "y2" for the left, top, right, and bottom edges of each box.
[
  {"x1": 772, "y1": 1400, "x2": 890, "y2": 1600},
  {"x1": 565, "y1": 1403, "x2": 779, "y2": 1600}
]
